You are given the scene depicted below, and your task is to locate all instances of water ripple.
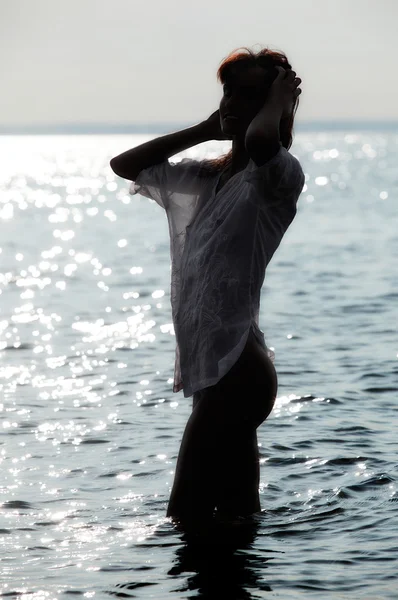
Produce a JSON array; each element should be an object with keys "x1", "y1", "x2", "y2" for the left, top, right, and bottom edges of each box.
[{"x1": 0, "y1": 133, "x2": 397, "y2": 598}]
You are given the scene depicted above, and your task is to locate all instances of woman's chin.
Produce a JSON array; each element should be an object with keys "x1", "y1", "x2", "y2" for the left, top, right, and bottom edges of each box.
[{"x1": 221, "y1": 124, "x2": 244, "y2": 140}]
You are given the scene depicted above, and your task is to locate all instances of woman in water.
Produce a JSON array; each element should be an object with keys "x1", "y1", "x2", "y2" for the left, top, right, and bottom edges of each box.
[{"x1": 110, "y1": 46, "x2": 304, "y2": 528}]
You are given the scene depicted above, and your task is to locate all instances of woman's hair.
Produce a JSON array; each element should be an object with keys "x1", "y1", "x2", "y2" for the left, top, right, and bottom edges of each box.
[{"x1": 201, "y1": 45, "x2": 299, "y2": 174}]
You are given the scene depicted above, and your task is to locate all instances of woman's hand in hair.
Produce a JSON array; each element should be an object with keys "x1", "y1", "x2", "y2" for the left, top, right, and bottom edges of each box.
[{"x1": 269, "y1": 67, "x2": 302, "y2": 119}]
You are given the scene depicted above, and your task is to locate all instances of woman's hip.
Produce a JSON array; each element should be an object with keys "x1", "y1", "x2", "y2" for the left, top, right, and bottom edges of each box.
[{"x1": 194, "y1": 331, "x2": 278, "y2": 429}]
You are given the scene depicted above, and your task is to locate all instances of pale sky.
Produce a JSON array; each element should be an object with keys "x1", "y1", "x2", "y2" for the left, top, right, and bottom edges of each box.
[{"x1": 1, "y1": 0, "x2": 397, "y2": 127}]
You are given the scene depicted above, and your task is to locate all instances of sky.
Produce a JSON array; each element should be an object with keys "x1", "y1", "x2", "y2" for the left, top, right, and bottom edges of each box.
[{"x1": 1, "y1": 0, "x2": 397, "y2": 128}]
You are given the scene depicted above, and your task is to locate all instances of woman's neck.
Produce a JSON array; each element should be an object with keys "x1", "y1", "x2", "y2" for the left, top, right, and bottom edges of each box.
[{"x1": 229, "y1": 136, "x2": 251, "y2": 175}]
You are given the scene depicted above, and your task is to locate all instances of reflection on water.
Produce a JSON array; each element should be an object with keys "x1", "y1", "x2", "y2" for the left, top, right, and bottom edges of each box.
[{"x1": 0, "y1": 133, "x2": 397, "y2": 598}]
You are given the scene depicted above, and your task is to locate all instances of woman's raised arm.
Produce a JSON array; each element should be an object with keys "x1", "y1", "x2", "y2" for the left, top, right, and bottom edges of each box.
[{"x1": 110, "y1": 121, "x2": 212, "y2": 181}]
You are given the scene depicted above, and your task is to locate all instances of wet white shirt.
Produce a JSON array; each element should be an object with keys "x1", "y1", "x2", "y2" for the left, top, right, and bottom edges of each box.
[{"x1": 129, "y1": 144, "x2": 305, "y2": 398}]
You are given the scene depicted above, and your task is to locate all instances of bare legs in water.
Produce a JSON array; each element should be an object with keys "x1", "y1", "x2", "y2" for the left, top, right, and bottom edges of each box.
[{"x1": 166, "y1": 333, "x2": 278, "y2": 528}]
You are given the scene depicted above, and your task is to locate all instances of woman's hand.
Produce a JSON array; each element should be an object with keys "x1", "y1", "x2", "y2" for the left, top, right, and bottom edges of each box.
[
  {"x1": 268, "y1": 67, "x2": 302, "y2": 119},
  {"x1": 199, "y1": 110, "x2": 230, "y2": 141},
  {"x1": 245, "y1": 67, "x2": 301, "y2": 155}
]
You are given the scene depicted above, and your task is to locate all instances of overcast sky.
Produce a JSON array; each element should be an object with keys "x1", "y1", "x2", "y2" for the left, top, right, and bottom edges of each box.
[{"x1": 1, "y1": 0, "x2": 397, "y2": 127}]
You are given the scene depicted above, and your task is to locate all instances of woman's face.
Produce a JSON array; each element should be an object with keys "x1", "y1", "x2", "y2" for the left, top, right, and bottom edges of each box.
[{"x1": 219, "y1": 65, "x2": 271, "y2": 138}]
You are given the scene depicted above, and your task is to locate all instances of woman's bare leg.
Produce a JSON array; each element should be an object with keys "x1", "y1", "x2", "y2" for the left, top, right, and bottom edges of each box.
[
  {"x1": 167, "y1": 400, "x2": 261, "y2": 525},
  {"x1": 166, "y1": 395, "x2": 220, "y2": 527},
  {"x1": 167, "y1": 334, "x2": 277, "y2": 525},
  {"x1": 214, "y1": 428, "x2": 261, "y2": 519}
]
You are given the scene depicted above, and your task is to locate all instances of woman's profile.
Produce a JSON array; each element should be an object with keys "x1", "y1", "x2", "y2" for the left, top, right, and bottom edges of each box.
[{"x1": 110, "y1": 46, "x2": 304, "y2": 530}]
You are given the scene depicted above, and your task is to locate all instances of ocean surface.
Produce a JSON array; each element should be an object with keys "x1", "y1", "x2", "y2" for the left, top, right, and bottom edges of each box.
[{"x1": 0, "y1": 130, "x2": 397, "y2": 598}]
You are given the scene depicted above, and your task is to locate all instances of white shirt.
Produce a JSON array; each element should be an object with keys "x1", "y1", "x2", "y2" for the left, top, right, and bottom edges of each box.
[{"x1": 129, "y1": 145, "x2": 305, "y2": 398}]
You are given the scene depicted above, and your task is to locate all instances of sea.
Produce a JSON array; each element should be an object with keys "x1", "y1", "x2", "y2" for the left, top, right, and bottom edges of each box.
[{"x1": 0, "y1": 125, "x2": 397, "y2": 599}]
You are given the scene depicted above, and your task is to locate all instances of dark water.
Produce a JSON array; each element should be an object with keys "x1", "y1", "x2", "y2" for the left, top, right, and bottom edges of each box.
[{"x1": 0, "y1": 132, "x2": 397, "y2": 598}]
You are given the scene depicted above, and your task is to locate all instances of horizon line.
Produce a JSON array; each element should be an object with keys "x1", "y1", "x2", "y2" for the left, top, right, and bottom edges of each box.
[{"x1": 1, "y1": 119, "x2": 398, "y2": 135}]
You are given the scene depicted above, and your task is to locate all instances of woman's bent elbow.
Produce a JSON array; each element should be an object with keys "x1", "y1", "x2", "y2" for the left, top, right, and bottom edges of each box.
[
  {"x1": 110, "y1": 157, "x2": 122, "y2": 177},
  {"x1": 110, "y1": 157, "x2": 139, "y2": 182}
]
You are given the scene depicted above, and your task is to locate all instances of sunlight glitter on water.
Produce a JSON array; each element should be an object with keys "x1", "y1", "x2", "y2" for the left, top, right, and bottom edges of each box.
[{"x1": 1, "y1": 132, "x2": 397, "y2": 597}]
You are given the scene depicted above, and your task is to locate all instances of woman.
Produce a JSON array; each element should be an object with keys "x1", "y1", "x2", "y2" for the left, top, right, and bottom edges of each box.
[{"x1": 110, "y1": 46, "x2": 304, "y2": 528}]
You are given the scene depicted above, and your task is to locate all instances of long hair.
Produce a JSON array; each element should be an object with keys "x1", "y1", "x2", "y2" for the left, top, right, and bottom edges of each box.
[{"x1": 202, "y1": 46, "x2": 299, "y2": 174}]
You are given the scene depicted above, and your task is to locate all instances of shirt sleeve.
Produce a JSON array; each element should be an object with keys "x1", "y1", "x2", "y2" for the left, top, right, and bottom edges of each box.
[
  {"x1": 129, "y1": 157, "x2": 203, "y2": 211},
  {"x1": 244, "y1": 145, "x2": 305, "y2": 209}
]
